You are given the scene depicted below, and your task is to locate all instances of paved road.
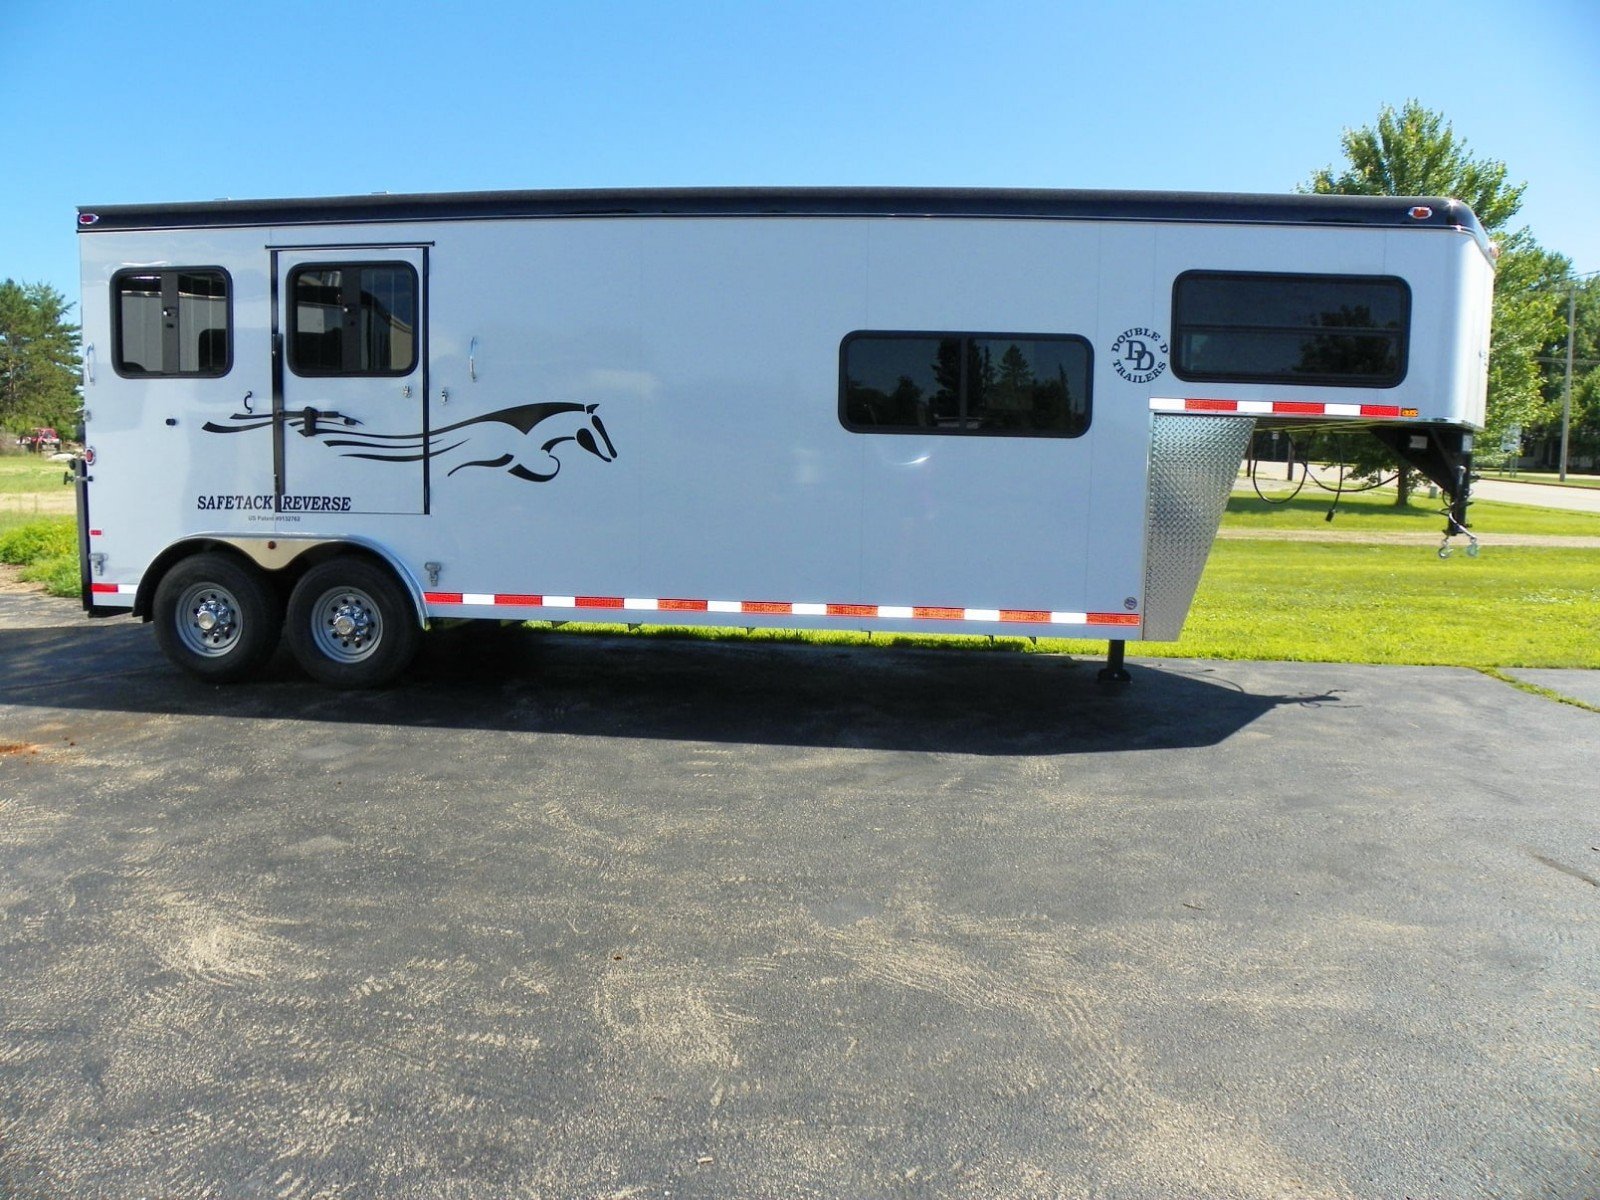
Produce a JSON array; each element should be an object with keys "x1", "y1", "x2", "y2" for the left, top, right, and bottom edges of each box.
[
  {"x1": 1472, "y1": 477, "x2": 1600, "y2": 513},
  {"x1": 1, "y1": 592, "x2": 1597, "y2": 1199}
]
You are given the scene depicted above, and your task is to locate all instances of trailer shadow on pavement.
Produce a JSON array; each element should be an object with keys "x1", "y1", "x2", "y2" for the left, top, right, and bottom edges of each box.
[{"x1": 0, "y1": 600, "x2": 1335, "y2": 756}]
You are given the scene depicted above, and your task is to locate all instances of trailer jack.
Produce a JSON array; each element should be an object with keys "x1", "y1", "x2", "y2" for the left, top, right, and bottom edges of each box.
[
  {"x1": 1367, "y1": 424, "x2": 1478, "y2": 558},
  {"x1": 1437, "y1": 519, "x2": 1479, "y2": 559},
  {"x1": 1098, "y1": 639, "x2": 1131, "y2": 684}
]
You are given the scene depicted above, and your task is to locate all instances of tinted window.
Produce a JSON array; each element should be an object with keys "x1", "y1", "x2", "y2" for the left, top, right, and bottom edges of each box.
[
  {"x1": 842, "y1": 332, "x2": 1091, "y2": 437},
  {"x1": 113, "y1": 269, "x2": 230, "y2": 376},
  {"x1": 1172, "y1": 272, "x2": 1409, "y2": 387},
  {"x1": 289, "y1": 263, "x2": 417, "y2": 376}
]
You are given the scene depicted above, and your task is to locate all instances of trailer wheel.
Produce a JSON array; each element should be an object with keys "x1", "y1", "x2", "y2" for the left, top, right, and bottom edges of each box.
[
  {"x1": 285, "y1": 558, "x2": 419, "y2": 688},
  {"x1": 153, "y1": 552, "x2": 283, "y2": 682}
]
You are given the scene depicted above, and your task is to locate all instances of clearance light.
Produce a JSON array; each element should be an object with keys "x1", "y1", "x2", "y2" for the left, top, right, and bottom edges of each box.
[{"x1": 1409, "y1": 206, "x2": 1433, "y2": 220}]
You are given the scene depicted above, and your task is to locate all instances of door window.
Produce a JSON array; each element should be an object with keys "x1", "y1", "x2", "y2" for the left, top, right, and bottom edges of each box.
[{"x1": 287, "y1": 263, "x2": 418, "y2": 376}]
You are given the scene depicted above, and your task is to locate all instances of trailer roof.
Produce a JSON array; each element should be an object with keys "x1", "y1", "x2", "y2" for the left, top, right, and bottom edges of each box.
[{"x1": 76, "y1": 186, "x2": 1490, "y2": 251}]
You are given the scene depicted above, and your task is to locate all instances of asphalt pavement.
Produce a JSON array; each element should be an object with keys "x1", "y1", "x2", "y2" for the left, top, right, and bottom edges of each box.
[
  {"x1": 1471, "y1": 477, "x2": 1600, "y2": 514},
  {"x1": 1, "y1": 591, "x2": 1597, "y2": 1199}
]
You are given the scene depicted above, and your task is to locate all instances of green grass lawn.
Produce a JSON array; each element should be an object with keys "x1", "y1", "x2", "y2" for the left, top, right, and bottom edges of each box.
[
  {"x1": 1130, "y1": 541, "x2": 1600, "y2": 667},
  {"x1": 0, "y1": 455, "x2": 71, "y2": 494}
]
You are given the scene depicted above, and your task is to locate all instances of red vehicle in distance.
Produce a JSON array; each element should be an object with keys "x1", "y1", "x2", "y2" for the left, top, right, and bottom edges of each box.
[{"x1": 16, "y1": 427, "x2": 63, "y2": 453}]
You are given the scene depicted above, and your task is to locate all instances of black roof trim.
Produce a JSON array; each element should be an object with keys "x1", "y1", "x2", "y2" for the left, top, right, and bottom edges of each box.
[{"x1": 77, "y1": 186, "x2": 1492, "y2": 252}]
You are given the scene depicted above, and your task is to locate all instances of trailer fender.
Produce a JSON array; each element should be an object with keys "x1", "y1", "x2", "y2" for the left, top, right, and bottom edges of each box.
[{"x1": 135, "y1": 537, "x2": 430, "y2": 630}]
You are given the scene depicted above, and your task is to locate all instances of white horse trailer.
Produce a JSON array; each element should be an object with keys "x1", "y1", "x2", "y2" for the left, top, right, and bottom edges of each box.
[{"x1": 73, "y1": 188, "x2": 1494, "y2": 686}]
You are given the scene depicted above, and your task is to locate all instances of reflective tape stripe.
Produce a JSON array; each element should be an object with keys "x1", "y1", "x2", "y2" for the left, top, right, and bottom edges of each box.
[
  {"x1": 1086, "y1": 612, "x2": 1142, "y2": 627},
  {"x1": 422, "y1": 591, "x2": 1140, "y2": 628},
  {"x1": 741, "y1": 601, "x2": 791, "y2": 615},
  {"x1": 1151, "y1": 397, "x2": 1415, "y2": 420},
  {"x1": 1000, "y1": 609, "x2": 1051, "y2": 624},
  {"x1": 90, "y1": 582, "x2": 138, "y2": 596}
]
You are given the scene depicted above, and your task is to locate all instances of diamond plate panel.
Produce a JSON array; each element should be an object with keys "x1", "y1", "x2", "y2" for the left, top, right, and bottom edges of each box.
[{"x1": 1143, "y1": 415, "x2": 1254, "y2": 641}]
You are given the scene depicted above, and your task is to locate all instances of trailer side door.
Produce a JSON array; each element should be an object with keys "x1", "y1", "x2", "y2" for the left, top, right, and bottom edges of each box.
[{"x1": 273, "y1": 246, "x2": 428, "y2": 515}]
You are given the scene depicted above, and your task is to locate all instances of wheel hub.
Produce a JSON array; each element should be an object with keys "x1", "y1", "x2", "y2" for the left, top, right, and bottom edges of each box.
[
  {"x1": 328, "y1": 600, "x2": 374, "y2": 645},
  {"x1": 172, "y1": 580, "x2": 247, "y2": 659},
  {"x1": 193, "y1": 597, "x2": 234, "y2": 637}
]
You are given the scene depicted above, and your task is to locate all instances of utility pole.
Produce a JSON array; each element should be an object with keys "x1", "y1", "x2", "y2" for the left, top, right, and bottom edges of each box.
[
  {"x1": 1556, "y1": 269, "x2": 1599, "y2": 481},
  {"x1": 1561, "y1": 284, "x2": 1576, "y2": 481}
]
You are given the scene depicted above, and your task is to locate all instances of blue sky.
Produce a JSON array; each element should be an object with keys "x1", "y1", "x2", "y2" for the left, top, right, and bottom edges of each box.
[{"x1": 3, "y1": 0, "x2": 1597, "y2": 304}]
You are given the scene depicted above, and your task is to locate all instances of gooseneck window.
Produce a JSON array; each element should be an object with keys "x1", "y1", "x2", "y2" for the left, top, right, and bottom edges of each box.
[{"x1": 1171, "y1": 271, "x2": 1410, "y2": 388}]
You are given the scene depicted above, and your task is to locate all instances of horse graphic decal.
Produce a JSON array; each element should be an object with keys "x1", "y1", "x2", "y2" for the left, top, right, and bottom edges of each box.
[{"x1": 202, "y1": 402, "x2": 618, "y2": 483}]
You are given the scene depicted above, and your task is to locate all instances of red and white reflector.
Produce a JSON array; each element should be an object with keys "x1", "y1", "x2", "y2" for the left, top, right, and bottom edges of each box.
[
  {"x1": 1151, "y1": 397, "x2": 1416, "y2": 420},
  {"x1": 422, "y1": 591, "x2": 1140, "y2": 629}
]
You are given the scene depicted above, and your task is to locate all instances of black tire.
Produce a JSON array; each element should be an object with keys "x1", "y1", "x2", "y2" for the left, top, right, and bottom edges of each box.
[
  {"x1": 152, "y1": 552, "x2": 283, "y2": 683},
  {"x1": 284, "y1": 558, "x2": 420, "y2": 688}
]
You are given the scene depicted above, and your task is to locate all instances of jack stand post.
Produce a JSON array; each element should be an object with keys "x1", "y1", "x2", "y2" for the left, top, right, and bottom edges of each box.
[{"x1": 1098, "y1": 639, "x2": 1132, "y2": 684}]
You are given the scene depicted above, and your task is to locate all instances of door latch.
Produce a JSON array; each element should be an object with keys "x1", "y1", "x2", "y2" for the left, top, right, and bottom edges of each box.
[{"x1": 297, "y1": 407, "x2": 356, "y2": 437}]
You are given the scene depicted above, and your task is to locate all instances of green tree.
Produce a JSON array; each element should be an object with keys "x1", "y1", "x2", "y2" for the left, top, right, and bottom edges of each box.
[
  {"x1": 1303, "y1": 101, "x2": 1569, "y2": 500},
  {"x1": 0, "y1": 280, "x2": 82, "y2": 436}
]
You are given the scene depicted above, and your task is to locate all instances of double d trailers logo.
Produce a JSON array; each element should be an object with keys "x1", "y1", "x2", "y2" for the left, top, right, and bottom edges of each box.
[{"x1": 1111, "y1": 328, "x2": 1169, "y2": 385}]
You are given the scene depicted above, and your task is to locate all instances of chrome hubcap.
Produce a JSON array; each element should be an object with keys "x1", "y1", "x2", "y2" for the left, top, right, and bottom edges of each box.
[
  {"x1": 311, "y1": 587, "x2": 384, "y2": 662},
  {"x1": 329, "y1": 603, "x2": 370, "y2": 643},
  {"x1": 194, "y1": 598, "x2": 232, "y2": 633},
  {"x1": 176, "y1": 584, "x2": 244, "y2": 657}
]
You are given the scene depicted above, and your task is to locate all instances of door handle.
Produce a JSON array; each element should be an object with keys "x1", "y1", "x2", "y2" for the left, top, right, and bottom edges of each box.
[{"x1": 295, "y1": 406, "x2": 358, "y2": 437}]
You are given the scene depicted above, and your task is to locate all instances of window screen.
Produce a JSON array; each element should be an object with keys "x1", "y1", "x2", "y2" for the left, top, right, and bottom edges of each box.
[
  {"x1": 841, "y1": 332, "x2": 1091, "y2": 437},
  {"x1": 288, "y1": 263, "x2": 417, "y2": 376},
  {"x1": 113, "y1": 269, "x2": 230, "y2": 376},
  {"x1": 1172, "y1": 272, "x2": 1409, "y2": 387}
]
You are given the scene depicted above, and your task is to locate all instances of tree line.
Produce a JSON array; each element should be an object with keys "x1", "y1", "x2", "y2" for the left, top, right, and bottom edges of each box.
[
  {"x1": 0, "y1": 280, "x2": 81, "y2": 440},
  {"x1": 3, "y1": 102, "x2": 1596, "y2": 472}
]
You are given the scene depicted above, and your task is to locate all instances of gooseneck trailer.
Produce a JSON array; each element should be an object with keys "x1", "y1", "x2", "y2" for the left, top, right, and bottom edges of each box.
[{"x1": 73, "y1": 187, "x2": 1494, "y2": 686}]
